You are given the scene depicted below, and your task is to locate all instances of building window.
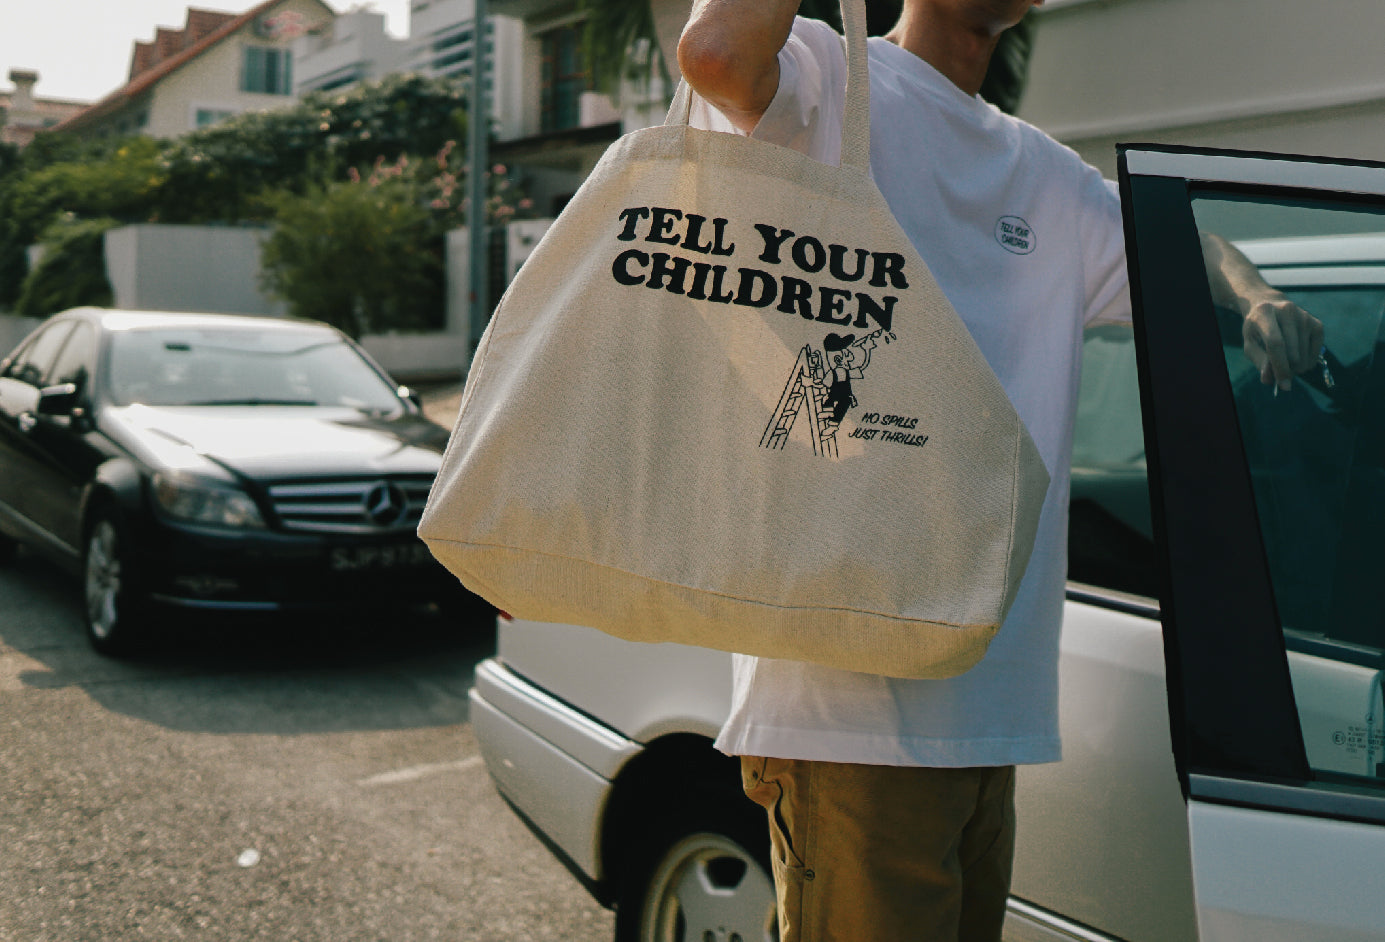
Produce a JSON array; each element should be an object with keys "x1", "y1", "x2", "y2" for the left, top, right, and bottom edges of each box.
[
  {"x1": 540, "y1": 25, "x2": 588, "y2": 133},
  {"x1": 195, "y1": 108, "x2": 235, "y2": 128},
  {"x1": 242, "y1": 46, "x2": 293, "y2": 95},
  {"x1": 429, "y1": 21, "x2": 493, "y2": 82}
]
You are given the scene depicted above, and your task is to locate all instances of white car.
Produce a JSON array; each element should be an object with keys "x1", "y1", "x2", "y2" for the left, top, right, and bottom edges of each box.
[{"x1": 468, "y1": 146, "x2": 1385, "y2": 942}]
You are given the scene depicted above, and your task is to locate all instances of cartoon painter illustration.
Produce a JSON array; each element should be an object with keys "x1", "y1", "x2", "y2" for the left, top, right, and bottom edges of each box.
[{"x1": 761, "y1": 328, "x2": 895, "y2": 458}]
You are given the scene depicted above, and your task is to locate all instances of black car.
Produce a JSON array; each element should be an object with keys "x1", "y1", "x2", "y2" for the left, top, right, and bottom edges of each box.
[{"x1": 0, "y1": 307, "x2": 477, "y2": 654}]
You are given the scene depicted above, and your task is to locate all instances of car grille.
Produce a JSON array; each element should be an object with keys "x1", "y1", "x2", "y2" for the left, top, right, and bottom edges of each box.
[{"x1": 266, "y1": 475, "x2": 434, "y2": 534}]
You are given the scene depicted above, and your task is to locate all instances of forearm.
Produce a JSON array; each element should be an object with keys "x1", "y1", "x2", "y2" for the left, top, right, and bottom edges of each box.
[
  {"x1": 1201, "y1": 232, "x2": 1282, "y2": 315},
  {"x1": 677, "y1": 0, "x2": 800, "y2": 133},
  {"x1": 1200, "y1": 231, "x2": 1324, "y2": 386}
]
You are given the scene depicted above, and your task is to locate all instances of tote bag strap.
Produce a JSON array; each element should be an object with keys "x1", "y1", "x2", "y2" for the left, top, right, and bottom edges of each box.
[{"x1": 664, "y1": 0, "x2": 871, "y2": 173}]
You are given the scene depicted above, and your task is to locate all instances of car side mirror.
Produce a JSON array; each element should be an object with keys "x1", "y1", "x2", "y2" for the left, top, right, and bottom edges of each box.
[{"x1": 36, "y1": 382, "x2": 80, "y2": 417}]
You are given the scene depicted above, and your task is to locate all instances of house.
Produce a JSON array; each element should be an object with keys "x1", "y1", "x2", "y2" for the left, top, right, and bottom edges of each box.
[
  {"x1": 292, "y1": 0, "x2": 525, "y2": 141},
  {"x1": 487, "y1": 0, "x2": 634, "y2": 218},
  {"x1": 403, "y1": 0, "x2": 525, "y2": 141},
  {"x1": 52, "y1": 0, "x2": 336, "y2": 141},
  {"x1": 291, "y1": 8, "x2": 411, "y2": 96},
  {"x1": 484, "y1": 0, "x2": 1384, "y2": 186},
  {"x1": 0, "y1": 70, "x2": 87, "y2": 147}
]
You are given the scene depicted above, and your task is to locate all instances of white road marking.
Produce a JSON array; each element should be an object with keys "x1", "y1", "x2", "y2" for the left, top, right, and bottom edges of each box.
[{"x1": 357, "y1": 755, "x2": 484, "y2": 787}]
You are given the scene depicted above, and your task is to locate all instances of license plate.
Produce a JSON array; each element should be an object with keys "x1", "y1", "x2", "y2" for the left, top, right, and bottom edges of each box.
[{"x1": 329, "y1": 541, "x2": 434, "y2": 572}]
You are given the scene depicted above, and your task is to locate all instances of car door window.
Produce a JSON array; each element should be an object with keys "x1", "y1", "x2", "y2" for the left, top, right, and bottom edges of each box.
[
  {"x1": 1191, "y1": 192, "x2": 1385, "y2": 791},
  {"x1": 4, "y1": 322, "x2": 75, "y2": 387},
  {"x1": 47, "y1": 323, "x2": 96, "y2": 392},
  {"x1": 1068, "y1": 325, "x2": 1156, "y2": 599},
  {"x1": 1120, "y1": 146, "x2": 1385, "y2": 815}
]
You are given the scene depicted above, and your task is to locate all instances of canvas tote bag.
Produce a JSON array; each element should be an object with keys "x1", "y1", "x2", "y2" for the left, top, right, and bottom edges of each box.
[{"x1": 419, "y1": 0, "x2": 1050, "y2": 679}]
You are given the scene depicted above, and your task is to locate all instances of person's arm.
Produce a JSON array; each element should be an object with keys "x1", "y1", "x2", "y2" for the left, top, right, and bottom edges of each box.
[
  {"x1": 677, "y1": 0, "x2": 801, "y2": 134},
  {"x1": 1201, "y1": 232, "x2": 1325, "y2": 391}
]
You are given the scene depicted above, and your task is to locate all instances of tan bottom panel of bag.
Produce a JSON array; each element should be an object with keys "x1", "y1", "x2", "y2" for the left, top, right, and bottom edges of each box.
[{"x1": 429, "y1": 542, "x2": 998, "y2": 680}]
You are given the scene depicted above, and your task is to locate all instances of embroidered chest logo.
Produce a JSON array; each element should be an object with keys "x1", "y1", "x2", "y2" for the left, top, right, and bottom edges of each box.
[
  {"x1": 607, "y1": 205, "x2": 929, "y2": 459},
  {"x1": 995, "y1": 215, "x2": 1036, "y2": 255}
]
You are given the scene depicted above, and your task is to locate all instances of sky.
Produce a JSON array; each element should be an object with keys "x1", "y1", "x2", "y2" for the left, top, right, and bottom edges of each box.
[{"x1": 0, "y1": 0, "x2": 412, "y2": 105}]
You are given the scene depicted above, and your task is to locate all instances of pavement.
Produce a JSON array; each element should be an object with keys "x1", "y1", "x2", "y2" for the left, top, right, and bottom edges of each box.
[{"x1": 417, "y1": 381, "x2": 466, "y2": 429}]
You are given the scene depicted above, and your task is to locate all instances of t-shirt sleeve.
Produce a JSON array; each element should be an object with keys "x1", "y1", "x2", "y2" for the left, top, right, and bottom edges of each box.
[
  {"x1": 687, "y1": 17, "x2": 843, "y2": 167},
  {"x1": 1082, "y1": 173, "x2": 1132, "y2": 327}
]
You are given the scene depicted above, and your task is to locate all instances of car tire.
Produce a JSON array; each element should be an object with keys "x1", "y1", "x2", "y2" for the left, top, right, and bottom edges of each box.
[
  {"x1": 83, "y1": 510, "x2": 148, "y2": 656},
  {"x1": 614, "y1": 808, "x2": 778, "y2": 942}
]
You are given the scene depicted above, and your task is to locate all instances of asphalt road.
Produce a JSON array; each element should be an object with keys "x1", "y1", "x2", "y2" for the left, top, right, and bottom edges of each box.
[{"x1": 0, "y1": 547, "x2": 614, "y2": 942}]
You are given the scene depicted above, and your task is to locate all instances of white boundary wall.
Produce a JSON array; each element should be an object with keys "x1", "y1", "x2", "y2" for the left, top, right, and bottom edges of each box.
[{"x1": 100, "y1": 223, "x2": 471, "y2": 381}]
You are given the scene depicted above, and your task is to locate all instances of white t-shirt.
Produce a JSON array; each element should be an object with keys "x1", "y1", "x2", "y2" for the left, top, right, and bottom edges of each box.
[{"x1": 695, "y1": 18, "x2": 1131, "y2": 768}]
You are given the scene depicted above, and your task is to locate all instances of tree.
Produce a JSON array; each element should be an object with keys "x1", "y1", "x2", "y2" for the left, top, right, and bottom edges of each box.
[
  {"x1": 153, "y1": 72, "x2": 470, "y2": 224},
  {"x1": 13, "y1": 216, "x2": 118, "y2": 317},
  {"x1": 0, "y1": 73, "x2": 472, "y2": 316},
  {"x1": 0, "y1": 136, "x2": 161, "y2": 309}
]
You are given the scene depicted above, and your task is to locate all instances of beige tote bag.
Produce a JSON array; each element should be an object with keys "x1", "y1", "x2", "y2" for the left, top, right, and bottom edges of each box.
[{"x1": 419, "y1": 0, "x2": 1050, "y2": 679}]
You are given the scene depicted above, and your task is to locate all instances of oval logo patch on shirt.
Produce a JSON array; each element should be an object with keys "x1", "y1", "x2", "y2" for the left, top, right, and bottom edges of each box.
[{"x1": 995, "y1": 216, "x2": 1036, "y2": 255}]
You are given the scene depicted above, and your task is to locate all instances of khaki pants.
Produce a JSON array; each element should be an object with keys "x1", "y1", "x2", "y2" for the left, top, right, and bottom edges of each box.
[{"x1": 740, "y1": 757, "x2": 1016, "y2": 942}]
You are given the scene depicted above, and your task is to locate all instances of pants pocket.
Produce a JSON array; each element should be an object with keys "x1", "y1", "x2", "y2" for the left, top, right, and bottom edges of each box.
[{"x1": 741, "y1": 756, "x2": 808, "y2": 942}]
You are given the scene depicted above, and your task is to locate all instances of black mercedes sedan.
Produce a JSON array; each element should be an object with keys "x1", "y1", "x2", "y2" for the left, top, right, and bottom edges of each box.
[{"x1": 0, "y1": 308, "x2": 479, "y2": 655}]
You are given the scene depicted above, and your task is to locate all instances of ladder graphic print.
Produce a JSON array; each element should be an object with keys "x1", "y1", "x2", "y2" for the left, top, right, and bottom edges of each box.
[{"x1": 761, "y1": 344, "x2": 840, "y2": 458}]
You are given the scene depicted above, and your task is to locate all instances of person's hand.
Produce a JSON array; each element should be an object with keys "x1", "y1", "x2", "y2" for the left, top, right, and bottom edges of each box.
[{"x1": 1242, "y1": 294, "x2": 1324, "y2": 392}]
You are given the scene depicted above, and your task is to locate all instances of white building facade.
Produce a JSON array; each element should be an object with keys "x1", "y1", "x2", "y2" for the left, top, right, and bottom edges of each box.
[
  {"x1": 291, "y1": 9, "x2": 410, "y2": 95},
  {"x1": 1021, "y1": 0, "x2": 1385, "y2": 177}
]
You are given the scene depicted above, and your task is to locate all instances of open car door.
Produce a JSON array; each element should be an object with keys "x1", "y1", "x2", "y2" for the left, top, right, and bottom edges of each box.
[{"x1": 1120, "y1": 145, "x2": 1385, "y2": 941}]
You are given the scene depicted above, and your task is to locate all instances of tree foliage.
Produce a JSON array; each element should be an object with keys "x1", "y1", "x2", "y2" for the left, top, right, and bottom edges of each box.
[
  {"x1": 14, "y1": 216, "x2": 119, "y2": 317},
  {"x1": 258, "y1": 171, "x2": 444, "y2": 340},
  {"x1": 0, "y1": 136, "x2": 159, "y2": 309},
  {"x1": 154, "y1": 72, "x2": 469, "y2": 224},
  {"x1": 0, "y1": 73, "x2": 471, "y2": 314}
]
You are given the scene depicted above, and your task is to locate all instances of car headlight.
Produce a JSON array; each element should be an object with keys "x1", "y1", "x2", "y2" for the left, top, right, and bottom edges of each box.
[{"x1": 152, "y1": 471, "x2": 265, "y2": 529}]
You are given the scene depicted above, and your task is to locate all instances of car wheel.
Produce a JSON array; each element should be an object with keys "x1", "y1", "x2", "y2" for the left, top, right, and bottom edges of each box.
[
  {"x1": 83, "y1": 512, "x2": 147, "y2": 656},
  {"x1": 616, "y1": 815, "x2": 778, "y2": 942}
]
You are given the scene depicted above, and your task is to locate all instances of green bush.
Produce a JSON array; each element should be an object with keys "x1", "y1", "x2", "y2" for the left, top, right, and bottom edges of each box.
[
  {"x1": 14, "y1": 216, "x2": 119, "y2": 317},
  {"x1": 259, "y1": 174, "x2": 443, "y2": 339},
  {"x1": 0, "y1": 74, "x2": 469, "y2": 310},
  {"x1": 154, "y1": 73, "x2": 469, "y2": 225},
  {"x1": 0, "y1": 136, "x2": 156, "y2": 308}
]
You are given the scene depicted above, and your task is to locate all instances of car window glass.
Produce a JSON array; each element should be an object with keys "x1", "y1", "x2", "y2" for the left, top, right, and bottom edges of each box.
[
  {"x1": 6, "y1": 322, "x2": 75, "y2": 387},
  {"x1": 48, "y1": 323, "x2": 96, "y2": 391},
  {"x1": 1068, "y1": 325, "x2": 1156, "y2": 599},
  {"x1": 106, "y1": 326, "x2": 402, "y2": 412},
  {"x1": 1191, "y1": 192, "x2": 1385, "y2": 792}
]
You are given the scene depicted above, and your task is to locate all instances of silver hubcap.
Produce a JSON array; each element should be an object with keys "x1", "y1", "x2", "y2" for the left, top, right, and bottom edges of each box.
[
  {"x1": 641, "y1": 833, "x2": 777, "y2": 942},
  {"x1": 85, "y1": 520, "x2": 122, "y2": 640}
]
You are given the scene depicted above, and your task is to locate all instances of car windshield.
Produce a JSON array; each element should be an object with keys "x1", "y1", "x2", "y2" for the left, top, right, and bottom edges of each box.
[{"x1": 105, "y1": 325, "x2": 404, "y2": 413}]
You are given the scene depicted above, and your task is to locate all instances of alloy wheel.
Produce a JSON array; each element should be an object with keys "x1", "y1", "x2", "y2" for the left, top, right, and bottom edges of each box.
[
  {"x1": 640, "y1": 832, "x2": 777, "y2": 942},
  {"x1": 85, "y1": 518, "x2": 123, "y2": 642}
]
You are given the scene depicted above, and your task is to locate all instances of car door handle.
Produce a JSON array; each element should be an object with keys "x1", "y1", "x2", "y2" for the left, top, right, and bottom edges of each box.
[{"x1": 17, "y1": 412, "x2": 36, "y2": 433}]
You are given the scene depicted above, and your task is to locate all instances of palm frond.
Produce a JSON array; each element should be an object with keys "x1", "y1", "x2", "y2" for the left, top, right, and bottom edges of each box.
[{"x1": 577, "y1": 0, "x2": 663, "y2": 94}]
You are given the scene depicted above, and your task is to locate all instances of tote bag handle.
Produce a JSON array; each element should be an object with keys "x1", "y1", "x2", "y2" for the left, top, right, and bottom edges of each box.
[{"x1": 664, "y1": 0, "x2": 871, "y2": 173}]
